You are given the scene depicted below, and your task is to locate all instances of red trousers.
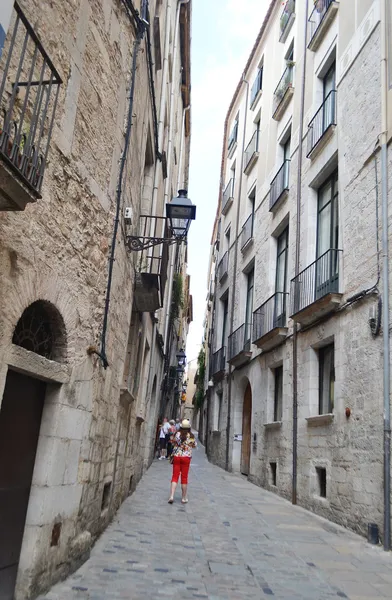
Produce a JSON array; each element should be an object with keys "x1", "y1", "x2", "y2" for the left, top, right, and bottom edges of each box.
[{"x1": 171, "y1": 456, "x2": 191, "y2": 484}]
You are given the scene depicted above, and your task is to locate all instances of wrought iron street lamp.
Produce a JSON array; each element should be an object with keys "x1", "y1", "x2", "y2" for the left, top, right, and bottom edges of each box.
[
  {"x1": 127, "y1": 190, "x2": 196, "y2": 251},
  {"x1": 176, "y1": 348, "x2": 186, "y2": 366},
  {"x1": 166, "y1": 189, "x2": 196, "y2": 238}
]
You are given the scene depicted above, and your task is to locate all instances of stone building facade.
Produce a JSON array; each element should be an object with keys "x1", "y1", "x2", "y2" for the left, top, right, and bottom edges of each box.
[
  {"x1": 0, "y1": 0, "x2": 192, "y2": 598},
  {"x1": 203, "y1": 0, "x2": 392, "y2": 542}
]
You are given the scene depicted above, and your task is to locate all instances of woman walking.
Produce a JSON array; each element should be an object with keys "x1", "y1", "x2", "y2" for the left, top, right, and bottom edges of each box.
[{"x1": 168, "y1": 419, "x2": 196, "y2": 504}]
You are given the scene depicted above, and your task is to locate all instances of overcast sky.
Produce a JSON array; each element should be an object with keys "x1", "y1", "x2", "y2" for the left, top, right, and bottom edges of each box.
[{"x1": 186, "y1": 0, "x2": 269, "y2": 366}]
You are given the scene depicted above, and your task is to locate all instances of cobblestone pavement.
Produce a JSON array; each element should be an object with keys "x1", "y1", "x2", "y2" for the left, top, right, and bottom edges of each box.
[{"x1": 40, "y1": 443, "x2": 392, "y2": 600}]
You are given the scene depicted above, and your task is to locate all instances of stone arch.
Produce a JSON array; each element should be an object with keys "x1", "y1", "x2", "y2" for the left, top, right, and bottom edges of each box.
[
  {"x1": 0, "y1": 269, "x2": 80, "y2": 367},
  {"x1": 12, "y1": 299, "x2": 67, "y2": 362}
]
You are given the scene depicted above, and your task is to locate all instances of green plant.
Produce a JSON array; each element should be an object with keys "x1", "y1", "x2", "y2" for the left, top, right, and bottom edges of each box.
[
  {"x1": 170, "y1": 273, "x2": 184, "y2": 320},
  {"x1": 194, "y1": 347, "x2": 206, "y2": 410}
]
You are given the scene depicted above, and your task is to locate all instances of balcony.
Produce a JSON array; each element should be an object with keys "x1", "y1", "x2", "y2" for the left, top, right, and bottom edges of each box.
[
  {"x1": 217, "y1": 251, "x2": 229, "y2": 282},
  {"x1": 228, "y1": 121, "x2": 238, "y2": 158},
  {"x1": 128, "y1": 216, "x2": 169, "y2": 312},
  {"x1": 308, "y1": 0, "x2": 339, "y2": 52},
  {"x1": 250, "y1": 69, "x2": 263, "y2": 109},
  {"x1": 273, "y1": 64, "x2": 294, "y2": 121},
  {"x1": 253, "y1": 293, "x2": 288, "y2": 351},
  {"x1": 270, "y1": 160, "x2": 290, "y2": 211},
  {"x1": 290, "y1": 249, "x2": 342, "y2": 326},
  {"x1": 241, "y1": 213, "x2": 254, "y2": 252},
  {"x1": 307, "y1": 90, "x2": 336, "y2": 158},
  {"x1": 0, "y1": 3, "x2": 62, "y2": 211},
  {"x1": 280, "y1": 0, "x2": 296, "y2": 43},
  {"x1": 211, "y1": 346, "x2": 226, "y2": 381},
  {"x1": 228, "y1": 323, "x2": 252, "y2": 368},
  {"x1": 243, "y1": 130, "x2": 259, "y2": 174},
  {"x1": 222, "y1": 178, "x2": 234, "y2": 215}
]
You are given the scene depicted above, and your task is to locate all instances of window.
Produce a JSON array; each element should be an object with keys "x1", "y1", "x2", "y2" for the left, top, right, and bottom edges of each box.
[
  {"x1": 322, "y1": 62, "x2": 336, "y2": 131},
  {"x1": 319, "y1": 344, "x2": 334, "y2": 414},
  {"x1": 283, "y1": 135, "x2": 291, "y2": 163},
  {"x1": 245, "y1": 268, "x2": 254, "y2": 347},
  {"x1": 274, "y1": 227, "x2": 288, "y2": 327},
  {"x1": 270, "y1": 462, "x2": 277, "y2": 486},
  {"x1": 250, "y1": 66, "x2": 263, "y2": 106},
  {"x1": 273, "y1": 366, "x2": 283, "y2": 422},
  {"x1": 285, "y1": 42, "x2": 294, "y2": 63},
  {"x1": 217, "y1": 391, "x2": 223, "y2": 430},
  {"x1": 249, "y1": 187, "x2": 256, "y2": 234},
  {"x1": 282, "y1": 135, "x2": 291, "y2": 191},
  {"x1": 316, "y1": 467, "x2": 327, "y2": 498},
  {"x1": 101, "y1": 481, "x2": 112, "y2": 511},
  {"x1": 316, "y1": 170, "x2": 339, "y2": 297},
  {"x1": 225, "y1": 227, "x2": 231, "y2": 252},
  {"x1": 228, "y1": 116, "x2": 238, "y2": 151},
  {"x1": 221, "y1": 297, "x2": 229, "y2": 347}
]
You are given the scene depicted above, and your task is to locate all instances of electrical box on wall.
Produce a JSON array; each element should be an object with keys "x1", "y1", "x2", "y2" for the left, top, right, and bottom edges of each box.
[{"x1": 124, "y1": 207, "x2": 133, "y2": 225}]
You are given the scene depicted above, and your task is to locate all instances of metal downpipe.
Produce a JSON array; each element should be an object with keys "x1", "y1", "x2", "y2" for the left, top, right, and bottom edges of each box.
[
  {"x1": 380, "y1": 0, "x2": 390, "y2": 552},
  {"x1": 292, "y1": 0, "x2": 309, "y2": 505}
]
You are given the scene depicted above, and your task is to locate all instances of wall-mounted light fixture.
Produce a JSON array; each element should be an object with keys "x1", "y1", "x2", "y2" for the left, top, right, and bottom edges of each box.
[{"x1": 127, "y1": 190, "x2": 196, "y2": 251}]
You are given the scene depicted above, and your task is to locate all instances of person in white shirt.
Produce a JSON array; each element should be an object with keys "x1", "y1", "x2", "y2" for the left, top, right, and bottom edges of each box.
[{"x1": 158, "y1": 417, "x2": 171, "y2": 460}]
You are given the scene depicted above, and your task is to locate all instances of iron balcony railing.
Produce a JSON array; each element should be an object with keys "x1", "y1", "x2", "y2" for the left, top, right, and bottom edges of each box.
[
  {"x1": 253, "y1": 292, "x2": 288, "y2": 342},
  {"x1": 241, "y1": 213, "x2": 254, "y2": 249},
  {"x1": 212, "y1": 346, "x2": 226, "y2": 375},
  {"x1": 243, "y1": 130, "x2": 259, "y2": 172},
  {"x1": 250, "y1": 69, "x2": 263, "y2": 106},
  {"x1": 228, "y1": 323, "x2": 251, "y2": 361},
  {"x1": 273, "y1": 64, "x2": 294, "y2": 115},
  {"x1": 280, "y1": 0, "x2": 296, "y2": 39},
  {"x1": 307, "y1": 90, "x2": 336, "y2": 156},
  {"x1": 217, "y1": 251, "x2": 229, "y2": 281},
  {"x1": 0, "y1": 3, "x2": 62, "y2": 196},
  {"x1": 308, "y1": 0, "x2": 335, "y2": 45},
  {"x1": 270, "y1": 159, "x2": 290, "y2": 210},
  {"x1": 290, "y1": 248, "x2": 342, "y2": 315},
  {"x1": 222, "y1": 178, "x2": 234, "y2": 212},
  {"x1": 228, "y1": 121, "x2": 238, "y2": 151}
]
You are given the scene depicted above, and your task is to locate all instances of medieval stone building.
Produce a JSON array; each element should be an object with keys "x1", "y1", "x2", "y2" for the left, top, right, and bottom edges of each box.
[
  {"x1": 203, "y1": 0, "x2": 392, "y2": 544},
  {"x1": 0, "y1": 0, "x2": 192, "y2": 597}
]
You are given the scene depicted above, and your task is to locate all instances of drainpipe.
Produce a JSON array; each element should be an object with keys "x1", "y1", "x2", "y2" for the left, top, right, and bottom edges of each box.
[
  {"x1": 292, "y1": 0, "x2": 309, "y2": 505},
  {"x1": 150, "y1": 0, "x2": 172, "y2": 218},
  {"x1": 177, "y1": 105, "x2": 191, "y2": 190},
  {"x1": 380, "y1": 0, "x2": 390, "y2": 552},
  {"x1": 225, "y1": 75, "x2": 249, "y2": 472}
]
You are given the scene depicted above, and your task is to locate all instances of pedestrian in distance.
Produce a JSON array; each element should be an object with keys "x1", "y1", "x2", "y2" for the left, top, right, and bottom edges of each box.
[
  {"x1": 167, "y1": 419, "x2": 176, "y2": 459},
  {"x1": 158, "y1": 417, "x2": 170, "y2": 460},
  {"x1": 175, "y1": 418, "x2": 181, "y2": 431},
  {"x1": 168, "y1": 419, "x2": 197, "y2": 504}
]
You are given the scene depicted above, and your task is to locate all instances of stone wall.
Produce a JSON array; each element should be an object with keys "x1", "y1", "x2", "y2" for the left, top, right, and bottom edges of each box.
[{"x1": 0, "y1": 0, "x2": 191, "y2": 597}]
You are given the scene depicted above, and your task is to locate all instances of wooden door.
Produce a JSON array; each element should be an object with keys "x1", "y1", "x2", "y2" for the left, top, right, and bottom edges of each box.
[
  {"x1": 241, "y1": 383, "x2": 252, "y2": 476},
  {"x1": 0, "y1": 370, "x2": 46, "y2": 600}
]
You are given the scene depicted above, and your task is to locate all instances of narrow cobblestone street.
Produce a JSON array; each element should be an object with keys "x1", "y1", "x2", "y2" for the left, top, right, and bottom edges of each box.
[{"x1": 40, "y1": 443, "x2": 392, "y2": 600}]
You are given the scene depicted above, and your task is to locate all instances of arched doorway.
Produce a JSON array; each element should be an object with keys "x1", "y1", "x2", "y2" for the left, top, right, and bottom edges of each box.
[
  {"x1": 0, "y1": 301, "x2": 66, "y2": 600},
  {"x1": 241, "y1": 382, "x2": 252, "y2": 476}
]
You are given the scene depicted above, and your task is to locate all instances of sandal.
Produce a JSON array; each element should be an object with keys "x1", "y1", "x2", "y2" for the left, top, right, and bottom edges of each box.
[
  {"x1": 168, "y1": 498, "x2": 174, "y2": 504},
  {"x1": 181, "y1": 498, "x2": 188, "y2": 504}
]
